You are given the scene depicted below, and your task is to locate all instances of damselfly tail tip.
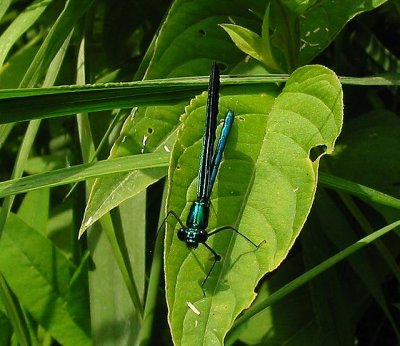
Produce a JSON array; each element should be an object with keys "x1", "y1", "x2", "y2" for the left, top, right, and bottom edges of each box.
[{"x1": 211, "y1": 61, "x2": 219, "y2": 76}]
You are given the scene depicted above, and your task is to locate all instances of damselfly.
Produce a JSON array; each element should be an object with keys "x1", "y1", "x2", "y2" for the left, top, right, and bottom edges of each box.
[{"x1": 161, "y1": 62, "x2": 265, "y2": 294}]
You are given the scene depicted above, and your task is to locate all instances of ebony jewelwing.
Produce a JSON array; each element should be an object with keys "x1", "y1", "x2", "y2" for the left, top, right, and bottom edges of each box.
[{"x1": 161, "y1": 62, "x2": 265, "y2": 294}]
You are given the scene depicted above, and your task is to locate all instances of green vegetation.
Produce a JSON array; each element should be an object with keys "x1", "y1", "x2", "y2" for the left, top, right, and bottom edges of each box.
[{"x1": 0, "y1": 0, "x2": 399, "y2": 345}]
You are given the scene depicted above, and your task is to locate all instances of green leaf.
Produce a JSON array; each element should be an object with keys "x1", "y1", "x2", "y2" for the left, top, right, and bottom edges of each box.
[
  {"x1": 0, "y1": 75, "x2": 397, "y2": 125},
  {"x1": 328, "y1": 110, "x2": 400, "y2": 220},
  {"x1": 329, "y1": 110, "x2": 400, "y2": 196},
  {"x1": 0, "y1": 308, "x2": 12, "y2": 345},
  {"x1": 0, "y1": 1, "x2": 12, "y2": 21},
  {"x1": 219, "y1": 24, "x2": 264, "y2": 60},
  {"x1": 318, "y1": 172, "x2": 400, "y2": 210},
  {"x1": 67, "y1": 253, "x2": 91, "y2": 340},
  {"x1": 0, "y1": 213, "x2": 91, "y2": 345},
  {"x1": 220, "y1": 24, "x2": 281, "y2": 72},
  {"x1": 17, "y1": 189, "x2": 49, "y2": 235},
  {"x1": 236, "y1": 198, "x2": 400, "y2": 346},
  {"x1": 299, "y1": 0, "x2": 388, "y2": 63},
  {"x1": 281, "y1": 0, "x2": 319, "y2": 14},
  {"x1": 0, "y1": 0, "x2": 50, "y2": 68},
  {"x1": 310, "y1": 190, "x2": 400, "y2": 341},
  {"x1": 221, "y1": 1, "x2": 388, "y2": 72},
  {"x1": 165, "y1": 65, "x2": 343, "y2": 345},
  {"x1": 301, "y1": 197, "x2": 371, "y2": 344},
  {"x1": 79, "y1": 107, "x2": 178, "y2": 235},
  {"x1": 88, "y1": 195, "x2": 145, "y2": 345},
  {"x1": 237, "y1": 255, "x2": 317, "y2": 345},
  {"x1": 0, "y1": 153, "x2": 169, "y2": 199},
  {"x1": 145, "y1": 0, "x2": 264, "y2": 78},
  {"x1": 227, "y1": 218, "x2": 400, "y2": 343},
  {"x1": 20, "y1": 0, "x2": 94, "y2": 88}
]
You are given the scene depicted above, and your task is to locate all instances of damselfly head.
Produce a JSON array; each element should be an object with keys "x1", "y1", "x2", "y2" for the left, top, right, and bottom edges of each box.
[{"x1": 177, "y1": 228, "x2": 209, "y2": 249}]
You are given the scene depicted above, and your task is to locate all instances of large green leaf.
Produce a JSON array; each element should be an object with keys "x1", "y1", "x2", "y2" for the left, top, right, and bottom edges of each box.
[
  {"x1": 237, "y1": 255, "x2": 325, "y2": 345},
  {"x1": 220, "y1": 0, "x2": 388, "y2": 73},
  {"x1": 328, "y1": 110, "x2": 400, "y2": 220},
  {"x1": 0, "y1": 213, "x2": 91, "y2": 345},
  {"x1": 329, "y1": 110, "x2": 400, "y2": 197},
  {"x1": 299, "y1": 0, "x2": 387, "y2": 63},
  {"x1": 165, "y1": 65, "x2": 343, "y2": 345}
]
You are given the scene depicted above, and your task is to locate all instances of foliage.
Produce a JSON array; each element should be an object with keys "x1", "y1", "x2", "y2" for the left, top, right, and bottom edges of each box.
[{"x1": 0, "y1": 0, "x2": 399, "y2": 345}]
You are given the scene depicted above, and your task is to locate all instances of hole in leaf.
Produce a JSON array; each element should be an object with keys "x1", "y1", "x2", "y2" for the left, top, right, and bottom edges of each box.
[
  {"x1": 147, "y1": 128, "x2": 153, "y2": 134},
  {"x1": 309, "y1": 144, "x2": 327, "y2": 162},
  {"x1": 198, "y1": 29, "x2": 206, "y2": 36}
]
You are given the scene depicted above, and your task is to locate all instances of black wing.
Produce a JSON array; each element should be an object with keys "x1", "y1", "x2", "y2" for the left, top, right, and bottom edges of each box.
[{"x1": 197, "y1": 62, "x2": 220, "y2": 200}]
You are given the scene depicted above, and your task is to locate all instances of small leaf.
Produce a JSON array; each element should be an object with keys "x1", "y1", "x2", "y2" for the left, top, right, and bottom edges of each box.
[
  {"x1": 220, "y1": 24, "x2": 265, "y2": 60},
  {"x1": 281, "y1": 0, "x2": 318, "y2": 14},
  {"x1": 220, "y1": 24, "x2": 281, "y2": 72},
  {"x1": 165, "y1": 65, "x2": 343, "y2": 345}
]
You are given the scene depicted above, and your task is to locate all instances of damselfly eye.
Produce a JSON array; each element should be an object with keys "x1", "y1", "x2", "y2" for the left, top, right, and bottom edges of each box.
[
  {"x1": 177, "y1": 228, "x2": 186, "y2": 241},
  {"x1": 197, "y1": 230, "x2": 208, "y2": 243}
]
